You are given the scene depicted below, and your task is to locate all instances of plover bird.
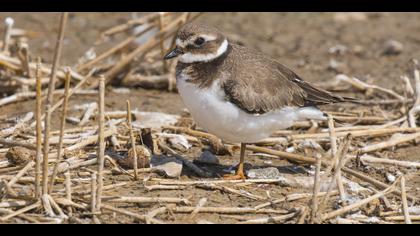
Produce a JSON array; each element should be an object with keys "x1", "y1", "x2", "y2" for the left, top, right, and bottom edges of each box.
[{"x1": 164, "y1": 23, "x2": 354, "y2": 180}]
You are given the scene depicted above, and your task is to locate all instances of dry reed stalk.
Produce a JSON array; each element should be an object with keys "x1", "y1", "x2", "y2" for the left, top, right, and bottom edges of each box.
[
  {"x1": 318, "y1": 137, "x2": 352, "y2": 213},
  {"x1": 144, "y1": 185, "x2": 185, "y2": 191},
  {"x1": 236, "y1": 212, "x2": 297, "y2": 224},
  {"x1": 0, "y1": 201, "x2": 41, "y2": 222},
  {"x1": 99, "y1": 12, "x2": 168, "y2": 38},
  {"x1": 408, "y1": 68, "x2": 420, "y2": 127},
  {"x1": 78, "y1": 25, "x2": 156, "y2": 71},
  {"x1": 6, "y1": 160, "x2": 34, "y2": 189},
  {"x1": 321, "y1": 178, "x2": 399, "y2": 221},
  {"x1": 0, "y1": 138, "x2": 36, "y2": 150},
  {"x1": 103, "y1": 196, "x2": 191, "y2": 205},
  {"x1": 289, "y1": 127, "x2": 420, "y2": 141},
  {"x1": 62, "y1": 129, "x2": 114, "y2": 153},
  {"x1": 360, "y1": 132, "x2": 420, "y2": 153},
  {"x1": 47, "y1": 194, "x2": 67, "y2": 219},
  {"x1": 297, "y1": 207, "x2": 309, "y2": 224},
  {"x1": 2, "y1": 17, "x2": 14, "y2": 53},
  {"x1": 101, "y1": 204, "x2": 146, "y2": 222},
  {"x1": 48, "y1": 68, "x2": 71, "y2": 193},
  {"x1": 29, "y1": 69, "x2": 96, "y2": 127},
  {"x1": 384, "y1": 215, "x2": 420, "y2": 221},
  {"x1": 400, "y1": 176, "x2": 412, "y2": 224},
  {"x1": 152, "y1": 178, "x2": 284, "y2": 186},
  {"x1": 336, "y1": 74, "x2": 405, "y2": 101},
  {"x1": 246, "y1": 145, "x2": 417, "y2": 201},
  {"x1": 73, "y1": 182, "x2": 130, "y2": 196},
  {"x1": 103, "y1": 13, "x2": 202, "y2": 85},
  {"x1": 328, "y1": 115, "x2": 346, "y2": 202},
  {"x1": 196, "y1": 184, "x2": 266, "y2": 201},
  {"x1": 254, "y1": 191, "x2": 339, "y2": 210},
  {"x1": 64, "y1": 170, "x2": 72, "y2": 215},
  {"x1": 158, "y1": 12, "x2": 168, "y2": 73},
  {"x1": 41, "y1": 12, "x2": 68, "y2": 195},
  {"x1": 18, "y1": 45, "x2": 32, "y2": 79},
  {"x1": 189, "y1": 198, "x2": 207, "y2": 219},
  {"x1": 309, "y1": 155, "x2": 322, "y2": 224},
  {"x1": 171, "y1": 206, "x2": 286, "y2": 215},
  {"x1": 0, "y1": 53, "x2": 85, "y2": 81},
  {"x1": 357, "y1": 154, "x2": 420, "y2": 169},
  {"x1": 0, "y1": 112, "x2": 33, "y2": 138},
  {"x1": 90, "y1": 172, "x2": 97, "y2": 213},
  {"x1": 0, "y1": 200, "x2": 33, "y2": 208},
  {"x1": 0, "y1": 208, "x2": 39, "y2": 223},
  {"x1": 41, "y1": 194, "x2": 55, "y2": 217},
  {"x1": 95, "y1": 76, "x2": 106, "y2": 213},
  {"x1": 126, "y1": 100, "x2": 138, "y2": 180},
  {"x1": 78, "y1": 102, "x2": 97, "y2": 126}
]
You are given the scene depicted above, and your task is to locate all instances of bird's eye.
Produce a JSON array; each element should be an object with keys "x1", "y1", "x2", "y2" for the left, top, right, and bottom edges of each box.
[{"x1": 194, "y1": 37, "x2": 205, "y2": 46}]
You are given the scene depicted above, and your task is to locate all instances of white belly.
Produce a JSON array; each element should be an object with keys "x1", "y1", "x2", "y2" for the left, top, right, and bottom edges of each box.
[{"x1": 176, "y1": 77, "x2": 325, "y2": 143}]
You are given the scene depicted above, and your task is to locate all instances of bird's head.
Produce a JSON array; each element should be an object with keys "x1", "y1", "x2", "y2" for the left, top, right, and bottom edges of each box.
[{"x1": 164, "y1": 23, "x2": 228, "y2": 63}]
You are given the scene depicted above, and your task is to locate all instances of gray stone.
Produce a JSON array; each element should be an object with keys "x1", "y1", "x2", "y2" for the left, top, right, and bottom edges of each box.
[{"x1": 197, "y1": 150, "x2": 219, "y2": 165}]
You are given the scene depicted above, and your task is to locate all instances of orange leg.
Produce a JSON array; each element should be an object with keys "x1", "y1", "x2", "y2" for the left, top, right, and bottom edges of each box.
[{"x1": 223, "y1": 143, "x2": 246, "y2": 180}]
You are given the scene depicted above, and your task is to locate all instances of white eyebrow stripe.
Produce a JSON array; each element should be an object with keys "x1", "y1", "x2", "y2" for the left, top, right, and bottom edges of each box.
[
  {"x1": 198, "y1": 34, "x2": 217, "y2": 41},
  {"x1": 179, "y1": 39, "x2": 228, "y2": 63},
  {"x1": 176, "y1": 34, "x2": 218, "y2": 48}
]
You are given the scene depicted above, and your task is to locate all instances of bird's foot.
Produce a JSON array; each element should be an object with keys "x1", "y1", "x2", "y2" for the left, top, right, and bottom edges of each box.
[{"x1": 223, "y1": 169, "x2": 246, "y2": 180}]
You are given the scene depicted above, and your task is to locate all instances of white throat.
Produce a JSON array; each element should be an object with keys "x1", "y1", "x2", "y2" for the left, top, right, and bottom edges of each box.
[{"x1": 179, "y1": 39, "x2": 228, "y2": 63}]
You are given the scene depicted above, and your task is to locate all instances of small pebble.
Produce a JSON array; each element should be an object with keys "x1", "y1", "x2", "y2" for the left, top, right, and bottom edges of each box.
[
  {"x1": 383, "y1": 40, "x2": 403, "y2": 55},
  {"x1": 385, "y1": 173, "x2": 396, "y2": 183},
  {"x1": 6, "y1": 146, "x2": 34, "y2": 165}
]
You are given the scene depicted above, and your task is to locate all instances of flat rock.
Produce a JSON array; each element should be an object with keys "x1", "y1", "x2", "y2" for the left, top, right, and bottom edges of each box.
[
  {"x1": 151, "y1": 155, "x2": 183, "y2": 178},
  {"x1": 247, "y1": 167, "x2": 282, "y2": 179}
]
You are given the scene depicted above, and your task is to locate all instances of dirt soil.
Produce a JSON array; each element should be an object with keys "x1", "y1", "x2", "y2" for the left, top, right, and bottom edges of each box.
[{"x1": 0, "y1": 13, "x2": 419, "y2": 224}]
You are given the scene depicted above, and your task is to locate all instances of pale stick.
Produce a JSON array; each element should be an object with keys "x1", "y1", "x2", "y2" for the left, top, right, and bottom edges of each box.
[
  {"x1": 6, "y1": 160, "x2": 34, "y2": 189},
  {"x1": 42, "y1": 12, "x2": 68, "y2": 195},
  {"x1": 101, "y1": 204, "x2": 146, "y2": 222},
  {"x1": 126, "y1": 100, "x2": 138, "y2": 180},
  {"x1": 254, "y1": 191, "x2": 338, "y2": 210},
  {"x1": 321, "y1": 178, "x2": 399, "y2": 221},
  {"x1": 49, "y1": 68, "x2": 71, "y2": 193},
  {"x1": 41, "y1": 194, "x2": 55, "y2": 217},
  {"x1": 0, "y1": 201, "x2": 41, "y2": 222},
  {"x1": 400, "y1": 176, "x2": 412, "y2": 224},
  {"x1": 246, "y1": 145, "x2": 417, "y2": 201},
  {"x1": 2, "y1": 17, "x2": 14, "y2": 53},
  {"x1": 310, "y1": 155, "x2": 322, "y2": 223},
  {"x1": 103, "y1": 196, "x2": 191, "y2": 205},
  {"x1": 360, "y1": 132, "x2": 420, "y2": 153},
  {"x1": 189, "y1": 198, "x2": 207, "y2": 220},
  {"x1": 236, "y1": 212, "x2": 297, "y2": 224},
  {"x1": 96, "y1": 76, "x2": 106, "y2": 212},
  {"x1": 64, "y1": 170, "x2": 72, "y2": 215},
  {"x1": 158, "y1": 12, "x2": 168, "y2": 73},
  {"x1": 35, "y1": 57, "x2": 42, "y2": 198},
  {"x1": 328, "y1": 115, "x2": 346, "y2": 201},
  {"x1": 47, "y1": 194, "x2": 68, "y2": 219},
  {"x1": 91, "y1": 172, "x2": 97, "y2": 214}
]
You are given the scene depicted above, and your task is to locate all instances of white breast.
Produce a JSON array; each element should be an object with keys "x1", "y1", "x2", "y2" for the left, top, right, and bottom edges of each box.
[{"x1": 176, "y1": 74, "x2": 325, "y2": 143}]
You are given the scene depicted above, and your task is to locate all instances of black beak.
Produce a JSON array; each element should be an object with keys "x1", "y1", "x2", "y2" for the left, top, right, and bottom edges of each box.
[{"x1": 164, "y1": 47, "x2": 183, "y2": 60}]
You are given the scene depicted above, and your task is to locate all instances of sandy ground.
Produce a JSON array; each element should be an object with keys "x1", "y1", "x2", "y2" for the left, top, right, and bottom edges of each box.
[{"x1": 0, "y1": 12, "x2": 419, "y2": 224}]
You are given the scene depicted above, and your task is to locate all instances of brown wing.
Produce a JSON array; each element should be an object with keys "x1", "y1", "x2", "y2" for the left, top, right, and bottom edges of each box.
[{"x1": 222, "y1": 44, "x2": 354, "y2": 114}]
